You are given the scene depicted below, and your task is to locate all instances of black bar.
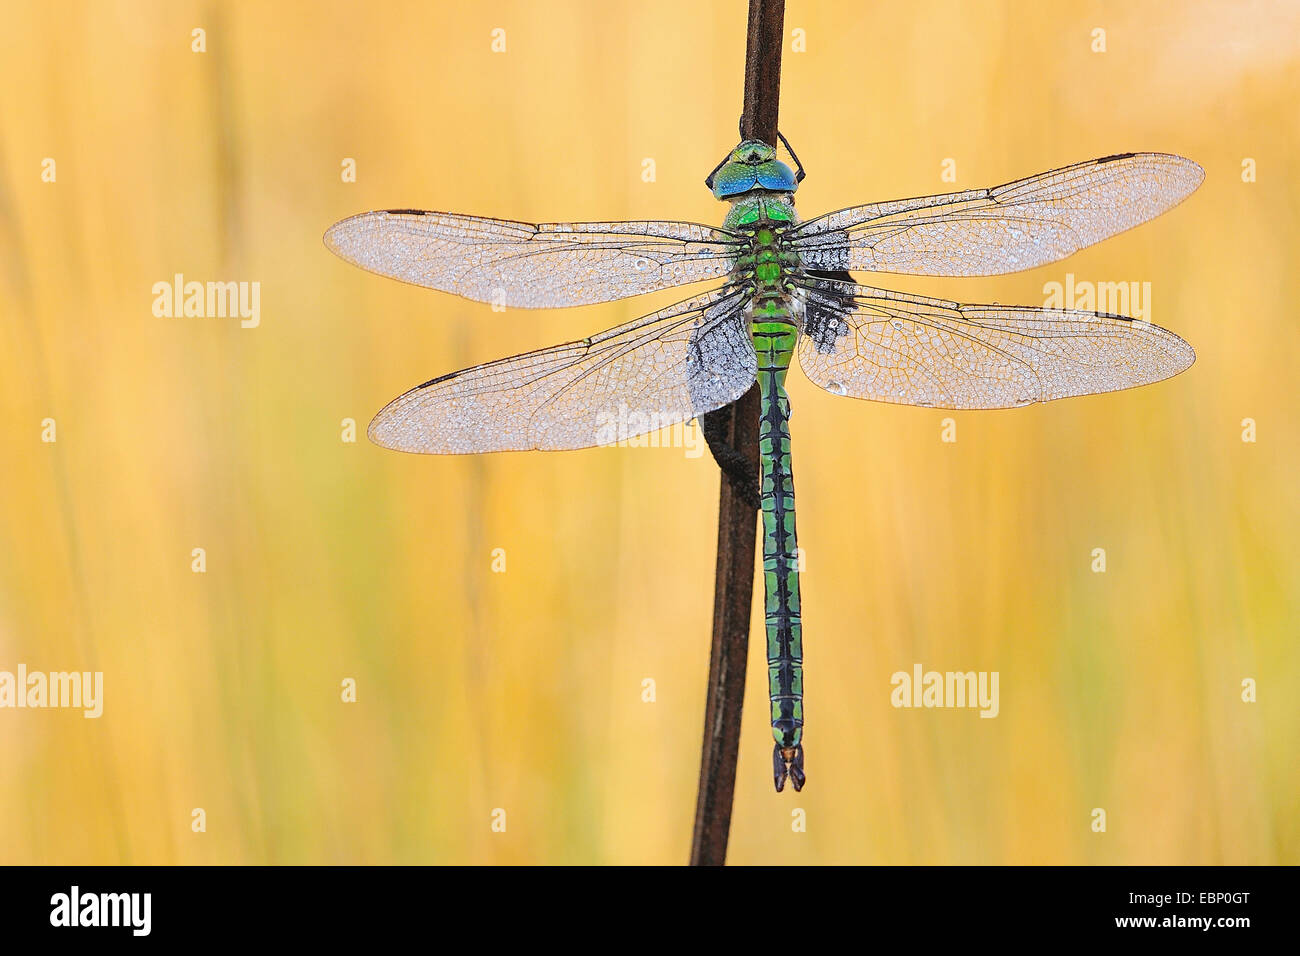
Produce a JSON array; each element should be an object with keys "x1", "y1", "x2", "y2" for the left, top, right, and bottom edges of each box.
[{"x1": 0, "y1": 865, "x2": 1283, "y2": 940}]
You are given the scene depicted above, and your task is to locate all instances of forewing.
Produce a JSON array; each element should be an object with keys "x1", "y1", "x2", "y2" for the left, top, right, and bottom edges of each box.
[
  {"x1": 790, "y1": 153, "x2": 1203, "y2": 276},
  {"x1": 370, "y1": 287, "x2": 756, "y2": 453},
  {"x1": 797, "y1": 278, "x2": 1194, "y2": 409},
  {"x1": 325, "y1": 210, "x2": 740, "y2": 307}
]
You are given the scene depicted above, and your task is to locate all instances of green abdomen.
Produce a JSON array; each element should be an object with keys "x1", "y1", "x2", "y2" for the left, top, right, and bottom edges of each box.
[{"x1": 754, "y1": 308, "x2": 803, "y2": 754}]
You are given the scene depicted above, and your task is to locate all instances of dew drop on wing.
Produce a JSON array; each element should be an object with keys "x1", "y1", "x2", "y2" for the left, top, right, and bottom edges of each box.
[{"x1": 826, "y1": 380, "x2": 847, "y2": 396}]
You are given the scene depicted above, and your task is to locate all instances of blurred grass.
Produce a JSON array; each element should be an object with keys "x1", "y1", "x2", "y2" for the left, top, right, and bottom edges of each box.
[{"x1": 0, "y1": 0, "x2": 1296, "y2": 864}]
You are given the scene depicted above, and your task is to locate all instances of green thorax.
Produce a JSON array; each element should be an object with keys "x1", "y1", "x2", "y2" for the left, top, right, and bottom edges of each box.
[
  {"x1": 725, "y1": 193, "x2": 803, "y2": 322},
  {"x1": 722, "y1": 191, "x2": 799, "y2": 231}
]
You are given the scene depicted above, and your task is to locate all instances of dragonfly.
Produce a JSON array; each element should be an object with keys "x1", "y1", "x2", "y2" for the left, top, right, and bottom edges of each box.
[{"x1": 325, "y1": 138, "x2": 1202, "y2": 792}]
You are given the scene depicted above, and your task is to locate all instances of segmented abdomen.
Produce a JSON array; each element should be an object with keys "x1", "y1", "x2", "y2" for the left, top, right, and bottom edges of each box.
[{"x1": 751, "y1": 295, "x2": 804, "y2": 752}]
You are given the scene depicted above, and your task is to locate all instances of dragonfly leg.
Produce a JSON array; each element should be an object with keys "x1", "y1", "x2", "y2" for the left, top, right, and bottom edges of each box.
[
  {"x1": 703, "y1": 153, "x2": 729, "y2": 192},
  {"x1": 705, "y1": 116, "x2": 748, "y2": 190},
  {"x1": 776, "y1": 131, "x2": 806, "y2": 184}
]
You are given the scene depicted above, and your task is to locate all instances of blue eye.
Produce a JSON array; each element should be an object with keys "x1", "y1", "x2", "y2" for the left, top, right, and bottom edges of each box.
[
  {"x1": 755, "y1": 160, "x2": 797, "y2": 192},
  {"x1": 712, "y1": 164, "x2": 758, "y2": 198}
]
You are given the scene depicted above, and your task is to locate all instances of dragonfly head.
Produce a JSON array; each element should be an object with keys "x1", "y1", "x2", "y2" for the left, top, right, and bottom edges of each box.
[{"x1": 708, "y1": 140, "x2": 800, "y2": 200}]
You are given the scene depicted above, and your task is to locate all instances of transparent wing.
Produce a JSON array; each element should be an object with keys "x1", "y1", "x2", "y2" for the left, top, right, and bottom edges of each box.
[
  {"x1": 790, "y1": 153, "x2": 1203, "y2": 275},
  {"x1": 370, "y1": 287, "x2": 756, "y2": 453},
  {"x1": 796, "y1": 278, "x2": 1194, "y2": 409},
  {"x1": 325, "y1": 210, "x2": 740, "y2": 308}
]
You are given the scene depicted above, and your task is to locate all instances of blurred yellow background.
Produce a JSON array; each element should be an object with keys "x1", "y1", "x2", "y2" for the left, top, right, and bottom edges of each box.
[{"x1": 2, "y1": 0, "x2": 1296, "y2": 865}]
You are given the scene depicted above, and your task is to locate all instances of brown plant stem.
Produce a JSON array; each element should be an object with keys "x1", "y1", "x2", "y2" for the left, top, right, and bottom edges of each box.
[{"x1": 689, "y1": 0, "x2": 786, "y2": 868}]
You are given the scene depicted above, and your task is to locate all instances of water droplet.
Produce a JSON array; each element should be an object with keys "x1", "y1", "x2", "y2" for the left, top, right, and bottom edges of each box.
[{"x1": 826, "y1": 380, "x2": 847, "y2": 396}]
